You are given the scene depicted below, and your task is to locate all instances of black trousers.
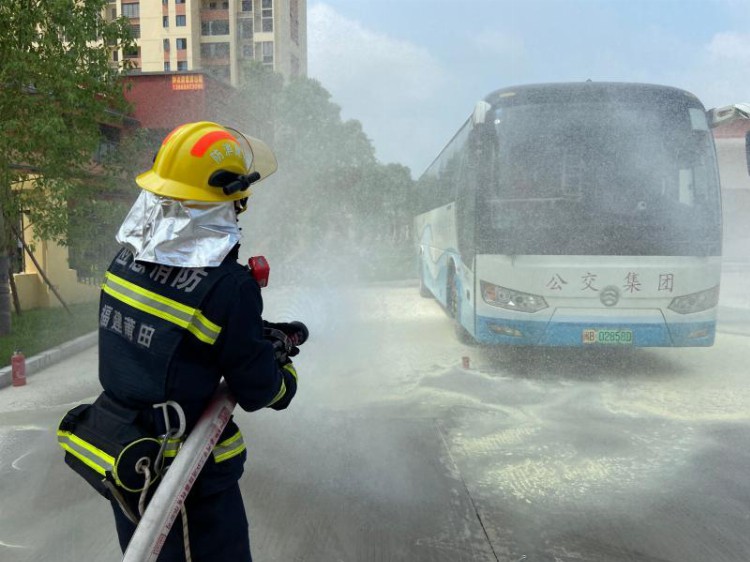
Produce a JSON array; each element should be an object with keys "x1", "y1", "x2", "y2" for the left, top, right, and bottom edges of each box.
[{"x1": 111, "y1": 481, "x2": 252, "y2": 561}]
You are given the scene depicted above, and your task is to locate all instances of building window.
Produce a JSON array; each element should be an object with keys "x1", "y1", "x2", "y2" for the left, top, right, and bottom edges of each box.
[
  {"x1": 176, "y1": 14, "x2": 186, "y2": 26},
  {"x1": 201, "y1": 20, "x2": 229, "y2": 36},
  {"x1": 163, "y1": 38, "x2": 170, "y2": 51},
  {"x1": 261, "y1": 41, "x2": 273, "y2": 64},
  {"x1": 241, "y1": 0, "x2": 252, "y2": 11},
  {"x1": 177, "y1": 61, "x2": 188, "y2": 71},
  {"x1": 261, "y1": 0, "x2": 272, "y2": 32},
  {"x1": 93, "y1": 126, "x2": 121, "y2": 165},
  {"x1": 176, "y1": 38, "x2": 187, "y2": 50},
  {"x1": 241, "y1": 19, "x2": 253, "y2": 39},
  {"x1": 176, "y1": 0, "x2": 185, "y2": 4},
  {"x1": 162, "y1": 0, "x2": 168, "y2": 5},
  {"x1": 121, "y1": 3, "x2": 139, "y2": 18},
  {"x1": 200, "y1": 42, "x2": 230, "y2": 58},
  {"x1": 163, "y1": 15, "x2": 169, "y2": 27},
  {"x1": 130, "y1": 24, "x2": 140, "y2": 39},
  {"x1": 164, "y1": 61, "x2": 171, "y2": 71},
  {"x1": 112, "y1": 50, "x2": 119, "y2": 62},
  {"x1": 110, "y1": 8, "x2": 117, "y2": 19},
  {"x1": 242, "y1": 43, "x2": 253, "y2": 58},
  {"x1": 124, "y1": 45, "x2": 140, "y2": 59}
]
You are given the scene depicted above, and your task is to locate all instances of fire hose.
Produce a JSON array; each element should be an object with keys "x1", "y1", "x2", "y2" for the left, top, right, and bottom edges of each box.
[{"x1": 122, "y1": 320, "x2": 308, "y2": 561}]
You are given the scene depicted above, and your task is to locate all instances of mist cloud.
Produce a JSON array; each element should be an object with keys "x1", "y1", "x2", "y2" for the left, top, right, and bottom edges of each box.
[{"x1": 308, "y1": 3, "x2": 451, "y2": 173}]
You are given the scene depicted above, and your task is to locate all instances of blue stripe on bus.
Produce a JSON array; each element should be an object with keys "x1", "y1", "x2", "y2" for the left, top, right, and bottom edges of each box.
[
  {"x1": 420, "y1": 247, "x2": 459, "y2": 307},
  {"x1": 475, "y1": 315, "x2": 716, "y2": 347}
]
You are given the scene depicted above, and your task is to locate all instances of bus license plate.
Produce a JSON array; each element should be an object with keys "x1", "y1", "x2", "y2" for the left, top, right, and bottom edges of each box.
[{"x1": 582, "y1": 329, "x2": 633, "y2": 345}]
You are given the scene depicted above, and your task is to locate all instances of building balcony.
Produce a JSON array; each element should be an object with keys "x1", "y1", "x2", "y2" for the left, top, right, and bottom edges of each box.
[
  {"x1": 201, "y1": 19, "x2": 230, "y2": 36},
  {"x1": 200, "y1": 9, "x2": 229, "y2": 21},
  {"x1": 203, "y1": 57, "x2": 230, "y2": 65},
  {"x1": 201, "y1": 1, "x2": 229, "y2": 10}
]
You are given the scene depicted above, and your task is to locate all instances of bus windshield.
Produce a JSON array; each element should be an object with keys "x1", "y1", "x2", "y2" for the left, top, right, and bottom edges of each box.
[{"x1": 478, "y1": 100, "x2": 722, "y2": 256}]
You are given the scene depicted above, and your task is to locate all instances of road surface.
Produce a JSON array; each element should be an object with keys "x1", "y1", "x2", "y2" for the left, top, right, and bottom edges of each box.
[{"x1": 0, "y1": 279, "x2": 749, "y2": 561}]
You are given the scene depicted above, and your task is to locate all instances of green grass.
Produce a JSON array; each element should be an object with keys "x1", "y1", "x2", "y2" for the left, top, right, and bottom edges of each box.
[{"x1": 0, "y1": 302, "x2": 99, "y2": 368}]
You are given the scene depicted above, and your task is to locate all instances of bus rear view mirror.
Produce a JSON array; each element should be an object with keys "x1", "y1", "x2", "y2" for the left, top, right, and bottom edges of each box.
[{"x1": 472, "y1": 101, "x2": 492, "y2": 126}]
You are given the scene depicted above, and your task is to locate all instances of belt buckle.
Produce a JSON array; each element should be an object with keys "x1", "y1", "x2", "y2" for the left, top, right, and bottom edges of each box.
[{"x1": 152, "y1": 400, "x2": 186, "y2": 440}]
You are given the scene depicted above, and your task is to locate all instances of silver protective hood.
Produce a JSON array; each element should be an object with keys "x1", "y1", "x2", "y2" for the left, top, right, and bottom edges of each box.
[{"x1": 116, "y1": 190, "x2": 241, "y2": 268}]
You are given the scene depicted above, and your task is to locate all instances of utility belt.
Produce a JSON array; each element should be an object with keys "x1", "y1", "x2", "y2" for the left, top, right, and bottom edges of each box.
[{"x1": 57, "y1": 393, "x2": 246, "y2": 503}]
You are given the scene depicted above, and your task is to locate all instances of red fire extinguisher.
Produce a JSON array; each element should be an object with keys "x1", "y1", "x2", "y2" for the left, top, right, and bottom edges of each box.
[{"x1": 11, "y1": 350, "x2": 26, "y2": 387}]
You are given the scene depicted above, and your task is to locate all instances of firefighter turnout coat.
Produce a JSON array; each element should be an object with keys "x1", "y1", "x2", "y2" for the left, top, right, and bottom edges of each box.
[{"x1": 58, "y1": 243, "x2": 297, "y2": 503}]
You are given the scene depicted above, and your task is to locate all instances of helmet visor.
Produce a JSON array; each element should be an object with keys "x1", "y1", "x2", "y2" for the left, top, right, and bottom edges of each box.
[{"x1": 227, "y1": 127, "x2": 278, "y2": 182}]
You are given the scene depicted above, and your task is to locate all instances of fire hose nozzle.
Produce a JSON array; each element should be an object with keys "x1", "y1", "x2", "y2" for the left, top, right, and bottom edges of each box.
[{"x1": 287, "y1": 321, "x2": 309, "y2": 347}]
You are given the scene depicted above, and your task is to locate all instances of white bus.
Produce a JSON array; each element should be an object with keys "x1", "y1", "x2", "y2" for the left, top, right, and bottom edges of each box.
[{"x1": 415, "y1": 82, "x2": 724, "y2": 347}]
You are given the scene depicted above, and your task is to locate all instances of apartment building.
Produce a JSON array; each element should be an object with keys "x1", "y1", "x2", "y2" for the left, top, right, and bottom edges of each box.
[{"x1": 106, "y1": 0, "x2": 307, "y2": 86}]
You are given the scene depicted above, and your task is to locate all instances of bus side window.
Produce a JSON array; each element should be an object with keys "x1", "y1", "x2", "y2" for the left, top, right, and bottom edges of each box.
[
  {"x1": 675, "y1": 133, "x2": 712, "y2": 206},
  {"x1": 439, "y1": 153, "x2": 460, "y2": 205},
  {"x1": 678, "y1": 169, "x2": 695, "y2": 206},
  {"x1": 455, "y1": 125, "x2": 489, "y2": 265}
]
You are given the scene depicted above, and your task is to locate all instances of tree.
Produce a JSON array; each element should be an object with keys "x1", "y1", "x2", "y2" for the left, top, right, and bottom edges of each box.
[
  {"x1": 353, "y1": 162, "x2": 414, "y2": 244},
  {"x1": 234, "y1": 64, "x2": 418, "y2": 283},
  {"x1": 0, "y1": 0, "x2": 135, "y2": 335},
  {"x1": 271, "y1": 78, "x2": 376, "y2": 268},
  {"x1": 236, "y1": 65, "x2": 419, "y2": 281},
  {"x1": 237, "y1": 61, "x2": 283, "y2": 144},
  {"x1": 67, "y1": 128, "x2": 162, "y2": 282}
]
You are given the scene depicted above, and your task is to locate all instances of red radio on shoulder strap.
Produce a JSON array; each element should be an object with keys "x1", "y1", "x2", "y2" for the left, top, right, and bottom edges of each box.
[{"x1": 248, "y1": 256, "x2": 270, "y2": 288}]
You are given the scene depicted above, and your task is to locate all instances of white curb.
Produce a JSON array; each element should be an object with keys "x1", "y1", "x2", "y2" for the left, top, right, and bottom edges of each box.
[{"x1": 0, "y1": 331, "x2": 98, "y2": 390}]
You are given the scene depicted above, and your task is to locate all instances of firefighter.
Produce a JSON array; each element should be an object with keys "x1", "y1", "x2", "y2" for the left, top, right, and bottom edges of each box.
[{"x1": 77, "y1": 122, "x2": 299, "y2": 560}]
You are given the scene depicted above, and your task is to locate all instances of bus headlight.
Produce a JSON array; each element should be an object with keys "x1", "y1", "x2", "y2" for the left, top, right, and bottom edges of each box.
[
  {"x1": 667, "y1": 286, "x2": 720, "y2": 314},
  {"x1": 480, "y1": 281, "x2": 548, "y2": 313}
]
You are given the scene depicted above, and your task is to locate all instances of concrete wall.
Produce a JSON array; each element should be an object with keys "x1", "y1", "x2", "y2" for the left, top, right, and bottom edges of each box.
[
  {"x1": 716, "y1": 137, "x2": 750, "y2": 192},
  {"x1": 714, "y1": 135, "x2": 750, "y2": 263},
  {"x1": 13, "y1": 234, "x2": 100, "y2": 312}
]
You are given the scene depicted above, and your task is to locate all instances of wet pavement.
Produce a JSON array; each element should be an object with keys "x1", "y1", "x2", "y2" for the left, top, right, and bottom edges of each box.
[{"x1": 0, "y1": 281, "x2": 749, "y2": 561}]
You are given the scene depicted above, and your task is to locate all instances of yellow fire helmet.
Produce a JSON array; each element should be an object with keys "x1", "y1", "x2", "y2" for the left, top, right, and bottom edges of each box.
[{"x1": 135, "y1": 121, "x2": 278, "y2": 202}]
